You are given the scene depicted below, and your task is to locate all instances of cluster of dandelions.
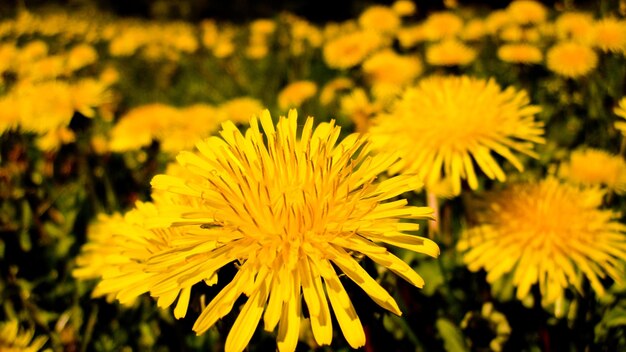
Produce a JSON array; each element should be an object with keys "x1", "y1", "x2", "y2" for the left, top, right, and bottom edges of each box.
[
  {"x1": 74, "y1": 110, "x2": 439, "y2": 351},
  {"x1": 458, "y1": 178, "x2": 626, "y2": 314}
]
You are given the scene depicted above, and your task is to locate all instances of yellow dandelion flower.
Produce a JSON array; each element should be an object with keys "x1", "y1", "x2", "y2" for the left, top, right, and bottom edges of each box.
[
  {"x1": 462, "y1": 19, "x2": 487, "y2": 41},
  {"x1": 546, "y1": 41, "x2": 598, "y2": 78},
  {"x1": 36, "y1": 126, "x2": 75, "y2": 151},
  {"x1": 485, "y1": 10, "x2": 511, "y2": 35},
  {"x1": 251, "y1": 19, "x2": 276, "y2": 36},
  {"x1": 0, "y1": 320, "x2": 48, "y2": 352},
  {"x1": 73, "y1": 202, "x2": 209, "y2": 314},
  {"x1": 15, "y1": 81, "x2": 74, "y2": 134},
  {"x1": 17, "y1": 40, "x2": 48, "y2": 63},
  {"x1": 109, "y1": 104, "x2": 176, "y2": 152},
  {"x1": 392, "y1": 0, "x2": 416, "y2": 16},
  {"x1": 323, "y1": 30, "x2": 382, "y2": 69},
  {"x1": 422, "y1": 12, "x2": 464, "y2": 41},
  {"x1": 499, "y1": 25, "x2": 523, "y2": 42},
  {"x1": 458, "y1": 178, "x2": 626, "y2": 307},
  {"x1": 65, "y1": 43, "x2": 98, "y2": 72},
  {"x1": 144, "y1": 110, "x2": 438, "y2": 351},
  {"x1": 201, "y1": 20, "x2": 218, "y2": 48},
  {"x1": 506, "y1": 0, "x2": 547, "y2": 25},
  {"x1": 592, "y1": 17, "x2": 626, "y2": 53},
  {"x1": 425, "y1": 39, "x2": 477, "y2": 66},
  {"x1": 340, "y1": 88, "x2": 381, "y2": 132},
  {"x1": 396, "y1": 25, "x2": 426, "y2": 48},
  {"x1": 277, "y1": 80, "x2": 318, "y2": 110},
  {"x1": 319, "y1": 77, "x2": 354, "y2": 105},
  {"x1": 369, "y1": 75, "x2": 544, "y2": 195},
  {"x1": 497, "y1": 43, "x2": 543, "y2": 64},
  {"x1": 246, "y1": 43, "x2": 269, "y2": 59},
  {"x1": 217, "y1": 97, "x2": 264, "y2": 124},
  {"x1": 70, "y1": 79, "x2": 111, "y2": 118},
  {"x1": 559, "y1": 148, "x2": 626, "y2": 194},
  {"x1": 358, "y1": 5, "x2": 401, "y2": 34},
  {"x1": 362, "y1": 50, "x2": 422, "y2": 87},
  {"x1": 615, "y1": 97, "x2": 626, "y2": 134},
  {"x1": 555, "y1": 12, "x2": 595, "y2": 43}
]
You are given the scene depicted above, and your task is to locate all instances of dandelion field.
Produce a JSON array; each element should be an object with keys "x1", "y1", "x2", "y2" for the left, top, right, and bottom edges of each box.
[{"x1": 1, "y1": 0, "x2": 626, "y2": 351}]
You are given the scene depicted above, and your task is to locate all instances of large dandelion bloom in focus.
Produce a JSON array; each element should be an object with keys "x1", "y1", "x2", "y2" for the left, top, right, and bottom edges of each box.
[
  {"x1": 94, "y1": 110, "x2": 438, "y2": 351},
  {"x1": 370, "y1": 76, "x2": 544, "y2": 195},
  {"x1": 458, "y1": 178, "x2": 626, "y2": 307}
]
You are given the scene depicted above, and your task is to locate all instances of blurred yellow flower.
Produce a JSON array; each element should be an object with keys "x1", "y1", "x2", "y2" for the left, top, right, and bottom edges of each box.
[
  {"x1": 251, "y1": 19, "x2": 276, "y2": 36},
  {"x1": 14, "y1": 81, "x2": 74, "y2": 134},
  {"x1": 319, "y1": 77, "x2": 354, "y2": 105},
  {"x1": 362, "y1": 50, "x2": 422, "y2": 87},
  {"x1": 0, "y1": 319, "x2": 48, "y2": 352},
  {"x1": 555, "y1": 12, "x2": 595, "y2": 43},
  {"x1": 278, "y1": 81, "x2": 318, "y2": 110},
  {"x1": 485, "y1": 10, "x2": 511, "y2": 34},
  {"x1": 246, "y1": 43, "x2": 269, "y2": 59},
  {"x1": 559, "y1": 148, "x2": 626, "y2": 194},
  {"x1": 217, "y1": 97, "x2": 264, "y2": 124},
  {"x1": 109, "y1": 104, "x2": 176, "y2": 152},
  {"x1": 70, "y1": 79, "x2": 111, "y2": 118},
  {"x1": 340, "y1": 88, "x2": 381, "y2": 132},
  {"x1": 370, "y1": 75, "x2": 544, "y2": 195},
  {"x1": 323, "y1": 30, "x2": 382, "y2": 69},
  {"x1": 66, "y1": 43, "x2": 98, "y2": 72},
  {"x1": 392, "y1": 0, "x2": 416, "y2": 16},
  {"x1": 615, "y1": 97, "x2": 626, "y2": 134},
  {"x1": 458, "y1": 178, "x2": 626, "y2": 307},
  {"x1": 36, "y1": 126, "x2": 76, "y2": 151},
  {"x1": 145, "y1": 110, "x2": 438, "y2": 351},
  {"x1": 462, "y1": 19, "x2": 487, "y2": 41},
  {"x1": 426, "y1": 39, "x2": 477, "y2": 66},
  {"x1": 422, "y1": 12, "x2": 463, "y2": 41},
  {"x1": 506, "y1": 0, "x2": 547, "y2": 25},
  {"x1": 358, "y1": 5, "x2": 401, "y2": 34},
  {"x1": 592, "y1": 17, "x2": 626, "y2": 53},
  {"x1": 396, "y1": 25, "x2": 426, "y2": 48},
  {"x1": 546, "y1": 42, "x2": 597, "y2": 78},
  {"x1": 497, "y1": 43, "x2": 542, "y2": 64}
]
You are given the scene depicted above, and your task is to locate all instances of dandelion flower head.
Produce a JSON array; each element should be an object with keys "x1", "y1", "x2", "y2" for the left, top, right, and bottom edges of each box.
[
  {"x1": 422, "y1": 12, "x2": 464, "y2": 41},
  {"x1": 391, "y1": 0, "x2": 416, "y2": 17},
  {"x1": 559, "y1": 148, "x2": 626, "y2": 194},
  {"x1": 555, "y1": 12, "x2": 595, "y2": 43},
  {"x1": 592, "y1": 17, "x2": 626, "y2": 53},
  {"x1": 362, "y1": 49, "x2": 422, "y2": 88},
  {"x1": 546, "y1": 41, "x2": 598, "y2": 78},
  {"x1": 369, "y1": 75, "x2": 544, "y2": 195},
  {"x1": 497, "y1": 43, "x2": 543, "y2": 64},
  {"x1": 458, "y1": 178, "x2": 626, "y2": 308},
  {"x1": 358, "y1": 5, "x2": 401, "y2": 34},
  {"x1": 425, "y1": 39, "x2": 477, "y2": 66},
  {"x1": 506, "y1": 0, "x2": 547, "y2": 25},
  {"x1": 323, "y1": 30, "x2": 382, "y2": 69},
  {"x1": 143, "y1": 110, "x2": 438, "y2": 351},
  {"x1": 277, "y1": 80, "x2": 318, "y2": 110}
]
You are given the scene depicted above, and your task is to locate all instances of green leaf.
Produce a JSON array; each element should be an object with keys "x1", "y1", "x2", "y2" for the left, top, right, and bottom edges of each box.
[{"x1": 436, "y1": 318, "x2": 468, "y2": 352}]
